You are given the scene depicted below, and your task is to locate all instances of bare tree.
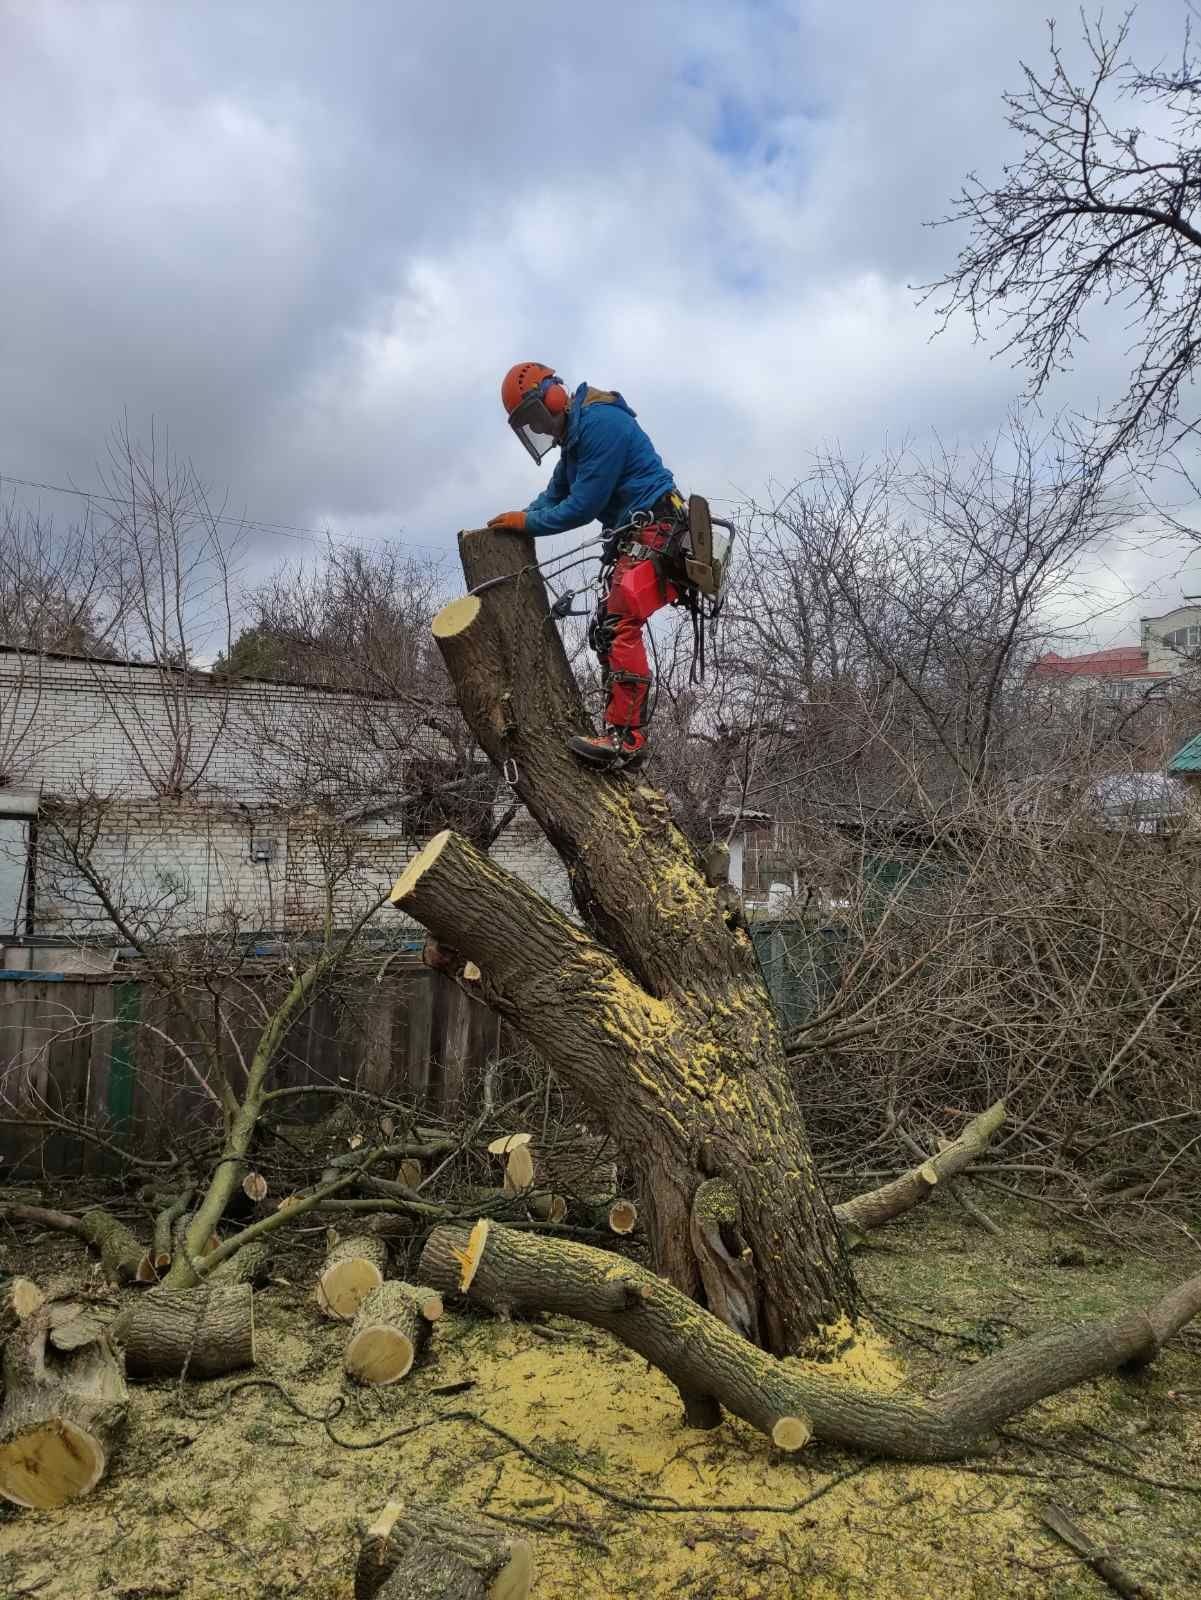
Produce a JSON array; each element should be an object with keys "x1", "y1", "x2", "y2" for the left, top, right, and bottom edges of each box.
[
  {"x1": 926, "y1": 9, "x2": 1201, "y2": 464},
  {"x1": 734, "y1": 422, "x2": 1130, "y2": 808},
  {"x1": 226, "y1": 542, "x2": 510, "y2": 849},
  {"x1": 92, "y1": 419, "x2": 240, "y2": 798}
]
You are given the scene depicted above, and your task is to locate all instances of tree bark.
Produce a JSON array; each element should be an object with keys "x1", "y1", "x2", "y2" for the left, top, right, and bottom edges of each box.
[
  {"x1": 110, "y1": 1285, "x2": 255, "y2": 1379},
  {"x1": 208, "y1": 1240, "x2": 274, "y2": 1287},
  {"x1": 388, "y1": 528, "x2": 856, "y2": 1354},
  {"x1": 0, "y1": 1204, "x2": 153, "y2": 1285},
  {"x1": 0, "y1": 1304, "x2": 128, "y2": 1508},
  {"x1": 355, "y1": 1498, "x2": 532, "y2": 1600},
  {"x1": 421, "y1": 1221, "x2": 1201, "y2": 1463}
]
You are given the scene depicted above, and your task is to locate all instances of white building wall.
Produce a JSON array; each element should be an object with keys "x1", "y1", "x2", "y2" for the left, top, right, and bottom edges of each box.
[{"x1": 0, "y1": 649, "x2": 573, "y2": 938}]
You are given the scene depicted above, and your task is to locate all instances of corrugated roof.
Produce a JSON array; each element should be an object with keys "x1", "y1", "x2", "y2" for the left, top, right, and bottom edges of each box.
[{"x1": 1168, "y1": 734, "x2": 1201, "y2": 774}]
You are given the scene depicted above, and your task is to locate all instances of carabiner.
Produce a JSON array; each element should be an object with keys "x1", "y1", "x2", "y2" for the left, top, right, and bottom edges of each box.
[{"x1": 502, "y1": 757, "x2": 519, "y2": 788}]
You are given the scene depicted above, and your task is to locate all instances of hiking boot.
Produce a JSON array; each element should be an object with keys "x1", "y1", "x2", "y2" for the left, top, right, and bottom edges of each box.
[{"x1": 567, "y1": 730, "x2": 647, "y2": 770}]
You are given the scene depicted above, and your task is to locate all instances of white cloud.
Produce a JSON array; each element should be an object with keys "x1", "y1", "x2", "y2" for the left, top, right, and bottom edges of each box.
[{"x1": 2, "y1": 0, "x2": 1199, "y2": 648}]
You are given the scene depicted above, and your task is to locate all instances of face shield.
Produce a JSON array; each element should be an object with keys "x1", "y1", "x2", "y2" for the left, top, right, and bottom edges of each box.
[{"x1": 507, "y1": 390, "x2": 562, "y2": 464}]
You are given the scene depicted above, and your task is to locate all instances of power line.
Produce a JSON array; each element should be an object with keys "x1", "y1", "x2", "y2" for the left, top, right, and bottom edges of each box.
[{"x1": 0, "y1": 469, "x2": 452, "y2": 562}]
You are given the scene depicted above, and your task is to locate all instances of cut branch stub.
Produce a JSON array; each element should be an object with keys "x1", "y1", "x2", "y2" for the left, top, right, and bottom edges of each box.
[
  {"x1": 317, "y1": 1234, "x2": 388, "y2": 1321},
  {"x1": 834, "y1": 1102, "x2": 1007, "y2": 1234},
  {"x1": 0, "y1": 1278, "x2": 45, "y2": 1342}
]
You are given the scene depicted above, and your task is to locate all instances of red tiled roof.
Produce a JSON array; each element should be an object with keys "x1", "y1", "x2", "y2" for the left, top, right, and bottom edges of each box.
[{"x1": 1028, "y1": 646, "x2": 1169, "y2": 681}]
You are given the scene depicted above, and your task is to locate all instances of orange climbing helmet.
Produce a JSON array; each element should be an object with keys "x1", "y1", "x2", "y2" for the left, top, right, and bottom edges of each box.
[{"x1": 501, "y1": 362, "x2": 570, "y2": 463}]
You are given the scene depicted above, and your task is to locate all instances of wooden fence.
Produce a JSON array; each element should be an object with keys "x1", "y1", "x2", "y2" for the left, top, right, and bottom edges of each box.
[{"x1": 0, "y1": 963, "x2": 505, "y2": 1176}]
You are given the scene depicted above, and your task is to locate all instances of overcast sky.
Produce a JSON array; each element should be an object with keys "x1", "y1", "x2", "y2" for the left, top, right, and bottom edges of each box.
[{"x1": 3, "y1": 0, "x2": 1201, "y2": 644}]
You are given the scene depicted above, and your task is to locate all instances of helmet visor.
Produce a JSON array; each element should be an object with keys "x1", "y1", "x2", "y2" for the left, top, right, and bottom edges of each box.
[{"x1": 508, "y1": 392, "x2": 560, "y2": 463}]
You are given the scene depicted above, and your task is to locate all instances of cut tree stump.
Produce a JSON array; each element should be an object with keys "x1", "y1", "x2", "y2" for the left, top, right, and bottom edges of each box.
[
  {"x1": 0, "y1": 1303, "x2": 128, "y2": 1508},
  {"x1": 110, "y1": 1284, "x2": 255, "y2": 1379},
  {"x1": 344, "y1": 1282, "x2": 443, "y2": 1385},
  {"x1": 317, "y1": 1234, "x2": 388, "y2": 1320},
  {"x1": 0, "y1": 1278, "x2": 45, "y2": 1342},
  {"x1": 355, "y1": 1499, "x2": 532, "y2": 1600}
]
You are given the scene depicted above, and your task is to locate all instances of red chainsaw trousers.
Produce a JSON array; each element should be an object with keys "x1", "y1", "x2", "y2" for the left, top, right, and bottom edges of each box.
[{"x1": 601, "y1": 529, "x2": 677, "y2": 748}]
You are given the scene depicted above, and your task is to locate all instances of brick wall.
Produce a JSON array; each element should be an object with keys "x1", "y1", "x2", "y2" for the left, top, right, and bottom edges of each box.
[{"x1": 0, "y1": 649, "x2": 572, "y2": 936}]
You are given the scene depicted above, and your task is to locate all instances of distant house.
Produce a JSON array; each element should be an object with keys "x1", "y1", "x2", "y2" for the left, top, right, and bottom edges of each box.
[
  {"x1": 1168, "y1": 732, "x2": 1201, "y2": 792},
  {"x1": 0, "y1": 646, "x2": 569, "y2": 951},
  {"x1": 1142, "y1": 603, "x2": 1201, "y2": 674},
  {"x1": 1026, "y1": 644, "x2": 1172, "y2": 700}
]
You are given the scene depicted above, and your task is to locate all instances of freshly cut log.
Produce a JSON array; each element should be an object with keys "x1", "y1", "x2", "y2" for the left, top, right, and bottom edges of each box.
[
  {"x1": 0, "y1": 1305, "x2": 128, "y2": 1508},
  {"x1": 396, "y1": 1159, "x2": 424, "y2": 1190},
  {"x1": 525, "y1": 1191, "x2": 568, "y2": 1224},
  {"x1": 110, "y1": 1284, "x2": 255, "y2": 1379},
  {"x1": 344, "y1": 1282, "x2": 442, "y2": 1385},
  {"x1": 355, "y1": 1499, "x2": 533, "y2": 1600},
  {"x1": 209, "y1": 1241, "x2": 273, "y2": 1287},
  {"x1": 502, "y1": 1145, "x2": 535, "y2": 1195},
  {"x1": 607, "y1": 1199, "x2": 638, "y2": 1235},
  {"x1": 242, "y1": 1172, "x2": 269, "y2": 1204},
  {"x1": 317, "y1": 1234, "x2": 388, "y2": 1320},
  {"x1": 0, "y1": 1278, "x2": 44, "y2": 1341}
]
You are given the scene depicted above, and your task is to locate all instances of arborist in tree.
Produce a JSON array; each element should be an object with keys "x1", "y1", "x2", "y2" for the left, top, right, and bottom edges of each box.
[{"x1": 490, "y1": 362, "x2": 710, "y2": 771}]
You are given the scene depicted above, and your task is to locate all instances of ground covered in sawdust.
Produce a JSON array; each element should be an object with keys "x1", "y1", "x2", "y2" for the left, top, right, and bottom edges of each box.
[{"x1": 1, "y1": 1201, "x2": 1200, "y2": 1599}]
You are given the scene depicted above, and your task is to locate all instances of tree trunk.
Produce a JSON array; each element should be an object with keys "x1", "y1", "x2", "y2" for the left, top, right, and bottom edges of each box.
[
  {"x1": 344, "y1": 1281, "x2": 441, "y2": 1385},
  {"x1": 390, "y1": 530, "x2": 854, "y2": 1353},
  {"x1": 355, "y1": 1499, "x2": 532, "y2": 1600},
  {"x1": 0, "y1": 1305, "x2": 128, "y2": 1508},
  {"x1": 110, "y1": 1285, "x2": 256, "y2": 1379},
  {"x1": 208, "y1": 1240, "x2": 274, "y2": 1287}
]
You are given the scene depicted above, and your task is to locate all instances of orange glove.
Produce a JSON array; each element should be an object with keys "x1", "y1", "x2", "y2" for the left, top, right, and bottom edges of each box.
[{"x1": 487, "y1": 511, "x2": 527, "y2": 531}]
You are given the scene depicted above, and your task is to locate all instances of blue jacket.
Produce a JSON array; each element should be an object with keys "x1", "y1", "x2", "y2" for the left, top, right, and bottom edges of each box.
[{"x1": 524, "y1": 383, "x2": 675, "y2": 536}]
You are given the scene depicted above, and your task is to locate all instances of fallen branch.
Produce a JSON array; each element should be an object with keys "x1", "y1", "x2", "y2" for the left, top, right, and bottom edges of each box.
[
  {"x1": 834, "y1": 1102, "x2": 1006, "y2": 1233},
  {"x1": 0, "y1": 1203, "x2": 153, "y2": 1286},
  {"x1": 420, "y1": 1220, "x2": 1201, "y2": 1463},
  {"x1": 1039, "y1": 1501, "x2": 1152, "y2": 1600}
]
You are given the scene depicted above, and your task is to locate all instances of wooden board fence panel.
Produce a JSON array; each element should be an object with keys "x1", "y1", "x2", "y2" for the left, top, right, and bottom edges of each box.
[{"x1": 0, "y1": 961, "x2": 503, "y2": 1175}]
